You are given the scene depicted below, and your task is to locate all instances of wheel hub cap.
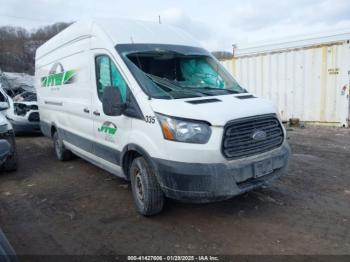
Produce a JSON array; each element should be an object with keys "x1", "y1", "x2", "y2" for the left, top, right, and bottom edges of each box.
[{"x1": 135, "y1": 171, "x2": 144, "y2": 202}]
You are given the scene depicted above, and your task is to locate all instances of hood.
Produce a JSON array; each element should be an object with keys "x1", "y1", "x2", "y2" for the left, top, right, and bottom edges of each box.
[
  {"x1": 13, "y1": 91, "x2": 37, "y2": 102},
  {"x1": 149, "y1": 94, "x2": 278, "y2": 126}
]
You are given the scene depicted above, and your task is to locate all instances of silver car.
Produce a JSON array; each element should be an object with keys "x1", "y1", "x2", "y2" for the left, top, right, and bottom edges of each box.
[
  {"x1": 0, "y1": 140, "x2": 10, "y2": 165},
  {"x1": 0, "y1": 105, "x2": 17, "y2": 172}
]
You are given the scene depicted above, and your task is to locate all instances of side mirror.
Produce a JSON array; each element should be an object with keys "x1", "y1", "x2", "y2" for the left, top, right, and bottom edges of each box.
[
  {"x1": 0, "y1": 102, "x2": 9, "y2": 111},
  {"x1": 102, "y1": 86, "x2": 125, "y2": 116}
]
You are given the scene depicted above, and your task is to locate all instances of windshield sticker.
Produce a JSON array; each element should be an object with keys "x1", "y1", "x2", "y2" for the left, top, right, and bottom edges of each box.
[
  {"x1": 99, "y1": 57, "x2": 112, "y2": 87},
  {"x1": 41, "y1": 63, "x2": 77, "y2": 87}
]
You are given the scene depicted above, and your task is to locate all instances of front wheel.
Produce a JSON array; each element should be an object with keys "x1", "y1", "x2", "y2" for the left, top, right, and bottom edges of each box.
[{"x1": 130, "y1": 156, "x2": 164, "y2": 216}]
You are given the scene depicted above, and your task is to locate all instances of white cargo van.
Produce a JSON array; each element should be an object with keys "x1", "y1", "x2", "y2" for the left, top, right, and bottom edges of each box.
[{"x1": 35, "y1": 19, "x2": 290, "y2": 215}]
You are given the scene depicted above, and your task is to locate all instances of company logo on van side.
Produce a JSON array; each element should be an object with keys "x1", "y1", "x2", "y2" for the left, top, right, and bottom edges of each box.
[
  {"x1": 41, "y1": 63, "x2": 77, "y2": 87},
  {"x1": 98, "y1": 122, "x2": 117, "y2": 135}
]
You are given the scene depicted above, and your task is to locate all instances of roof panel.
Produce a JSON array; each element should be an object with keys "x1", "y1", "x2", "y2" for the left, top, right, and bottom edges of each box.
[
  {"x1": 95, "y1": 18, "x2": 199, "y2": 46},
  {"x1": 235, "y1": 29, "x2": 350, "y2": 57},
  {"x1": 36, "y1": 18, "x2": 200, "y2": 60}
]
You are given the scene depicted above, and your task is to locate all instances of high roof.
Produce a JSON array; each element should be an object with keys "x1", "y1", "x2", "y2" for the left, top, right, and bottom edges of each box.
[
  {"x1": 36, "y1": 18, "x2": 200, "y2": 60},
  {"x1": 234, "y1": 28, "x2": 350, "y2": 57},
  {"x1": 95, "y1": 18, "x2": 199, "y2": 46}
]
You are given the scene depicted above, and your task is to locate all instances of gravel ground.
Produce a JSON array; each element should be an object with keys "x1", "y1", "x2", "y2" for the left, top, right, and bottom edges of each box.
[{"x1": 0, "y1": 126, "x2": 349, "y2": 255}]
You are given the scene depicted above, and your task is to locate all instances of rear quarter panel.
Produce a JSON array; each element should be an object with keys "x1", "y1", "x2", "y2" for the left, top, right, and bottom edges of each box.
[{"x1": 35, "y1": 37, "x2": 93, "y2": 145}]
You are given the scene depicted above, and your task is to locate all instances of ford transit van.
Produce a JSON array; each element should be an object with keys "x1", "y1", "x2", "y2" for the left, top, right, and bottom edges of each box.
[{"x1": 35, "y1": 19, "x2": 290, "y2": 215}]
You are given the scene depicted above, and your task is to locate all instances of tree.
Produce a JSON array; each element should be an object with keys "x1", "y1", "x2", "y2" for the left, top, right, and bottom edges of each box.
[{"x1": 0, "y1": 22, "x2": 72, "y2": 74}]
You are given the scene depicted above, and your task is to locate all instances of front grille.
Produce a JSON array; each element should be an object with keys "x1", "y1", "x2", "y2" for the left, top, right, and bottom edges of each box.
[
  {"x1": 28, "y1": 112, "x2": 40, "y2": 122},
  {"x1": 222, "y1": 114, "x2": 284, "y2": 159}
]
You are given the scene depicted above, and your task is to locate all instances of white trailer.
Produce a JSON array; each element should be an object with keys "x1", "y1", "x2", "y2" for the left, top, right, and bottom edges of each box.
[{"x1": 221, "y1": 29, "x2": 350, "y2": 127}]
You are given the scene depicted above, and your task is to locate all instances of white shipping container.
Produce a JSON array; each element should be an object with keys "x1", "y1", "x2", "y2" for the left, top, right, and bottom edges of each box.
[{"x1": 221, "y1": 30, "x2": 350, "y2": 127}]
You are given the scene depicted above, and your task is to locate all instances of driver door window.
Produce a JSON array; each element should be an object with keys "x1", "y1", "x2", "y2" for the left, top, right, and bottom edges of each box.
[{"x1": 95, "y1": 55, "x2": 127, "y2": 102}]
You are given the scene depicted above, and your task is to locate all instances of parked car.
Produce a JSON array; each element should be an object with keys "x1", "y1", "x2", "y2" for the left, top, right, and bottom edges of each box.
[
  {"x1": 0, "y1": 87, "x2": 40, "y2": 133},
  {"x1": 35, "y1": 19, "x2": 290, "y2": 215},
  {"x1": 0, "y1": 95, "x2": 17, "y2": 172},
  {"x1": 0, "y1": 138, "x2": 10, "y2": 166}
]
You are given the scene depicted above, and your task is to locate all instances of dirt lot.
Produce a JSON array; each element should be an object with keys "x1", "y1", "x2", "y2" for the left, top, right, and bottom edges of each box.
[{"x1": 0, "y1": 126, "x2": 350, "y2": 255}]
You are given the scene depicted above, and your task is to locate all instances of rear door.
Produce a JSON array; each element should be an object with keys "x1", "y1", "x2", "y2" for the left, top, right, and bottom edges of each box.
[{"x1": 90, "y1": 50, "x2": 132, "y2": 167}]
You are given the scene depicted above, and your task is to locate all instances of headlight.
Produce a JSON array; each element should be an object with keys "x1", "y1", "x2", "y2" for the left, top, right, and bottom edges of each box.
[
  {"x1": 155, "y1": 113, "x2": 211, "y2": 144},
  {"x1": 0, "y1": 124, "x2": 8, "y2": 133}
]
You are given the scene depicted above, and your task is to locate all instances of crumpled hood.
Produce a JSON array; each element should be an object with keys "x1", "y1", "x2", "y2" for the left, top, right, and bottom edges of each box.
[{"x1": 149, "y1": 94, "x2": 278, "y2": 126}]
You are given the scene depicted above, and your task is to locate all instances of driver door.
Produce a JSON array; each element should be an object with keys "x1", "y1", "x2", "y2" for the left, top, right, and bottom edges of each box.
[{"x1": 91, "y1": 50, "x2": 131, "y2": 167}]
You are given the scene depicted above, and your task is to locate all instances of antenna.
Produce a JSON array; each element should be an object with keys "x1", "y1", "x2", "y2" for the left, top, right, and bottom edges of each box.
[
  {"x1": 158, "y1": 15, "x2": 162, "y2": 24},
  {"x1": 232, "y1": 44, "x2": 237, "y2": 58}
]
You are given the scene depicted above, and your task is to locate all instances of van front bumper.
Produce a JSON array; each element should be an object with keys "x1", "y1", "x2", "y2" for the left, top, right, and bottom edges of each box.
[{"x1": 153, "y1": 141, "x2": 290, "y2": 203}]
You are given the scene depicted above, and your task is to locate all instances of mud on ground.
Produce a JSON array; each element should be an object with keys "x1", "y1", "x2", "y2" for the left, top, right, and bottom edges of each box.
[{"x1": 0, "y1": 126, "x2": 349, "y2": 255}]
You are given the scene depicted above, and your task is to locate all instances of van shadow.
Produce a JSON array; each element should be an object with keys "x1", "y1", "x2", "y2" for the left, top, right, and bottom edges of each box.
[
  {"x1": 14, "y1": 131, "x2": 43, "y2": 138},
  {"x1": 99, "y1": 165, "x2": 291, "y2": 220},
  {"x1": 159, "y1": 185, "x2": 289, "y2": 220}
]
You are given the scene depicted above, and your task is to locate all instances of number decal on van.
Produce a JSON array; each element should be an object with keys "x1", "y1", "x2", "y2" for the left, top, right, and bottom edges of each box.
[{"x1": 145, "y1": 116, "x2": 156, "y2": 124}]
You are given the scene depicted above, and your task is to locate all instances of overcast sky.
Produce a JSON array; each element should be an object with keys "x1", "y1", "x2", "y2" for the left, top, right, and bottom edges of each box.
[{"x1": 1, "y1": 0, "x2": 350, "y2": 51}]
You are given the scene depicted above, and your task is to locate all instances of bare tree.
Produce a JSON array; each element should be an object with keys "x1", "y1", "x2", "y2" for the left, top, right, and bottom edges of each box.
[{"x1": 0, "y1": 22, "x2": 72, "y2": 74}]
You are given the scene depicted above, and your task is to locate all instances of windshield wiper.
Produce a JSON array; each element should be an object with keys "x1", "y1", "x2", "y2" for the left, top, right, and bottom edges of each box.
[
  {"x1": 145, "y1": 74, "x2": 244, "y2": 98},
  {"x1": 145, "y1": 74, "x2": 206, "y2": 98},
  {"x1": 186, "y1": 86, "x2": 243, "y2": 95}
]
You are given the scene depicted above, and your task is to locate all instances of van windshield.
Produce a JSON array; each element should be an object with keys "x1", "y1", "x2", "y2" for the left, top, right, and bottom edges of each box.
[{"x1": 116, "y1": 44, "x2": 246, "y2": 99}]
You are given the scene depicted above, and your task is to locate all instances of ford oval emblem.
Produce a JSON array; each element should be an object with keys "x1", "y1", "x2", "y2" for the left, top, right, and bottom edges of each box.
[{"x1": 252, "y1": 130, "x2": 267, "y2": 141}]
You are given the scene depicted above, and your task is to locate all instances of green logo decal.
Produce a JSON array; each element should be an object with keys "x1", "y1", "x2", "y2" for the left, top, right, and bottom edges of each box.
[
  {"x1": 41, "y1": 63, "x2": 77, "y2": 87},
  {"x1": 98, "y1": 121, "x2": 117, "y2": 135}
]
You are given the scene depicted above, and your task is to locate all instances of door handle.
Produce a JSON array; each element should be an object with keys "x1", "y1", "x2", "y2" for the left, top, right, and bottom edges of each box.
[
  {"x1": 93, "y1": 111, "x2": 100, "y2": 116},
  {"x1": 83, "y1": 108, "x2": 90, "y2": 113}
]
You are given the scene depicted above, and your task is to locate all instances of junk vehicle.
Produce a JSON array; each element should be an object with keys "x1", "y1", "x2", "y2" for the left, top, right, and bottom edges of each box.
[
  {"x1": 0, "y1": 86, "x2": 40, "y2": 133},
  {"x1": 0, "y1": 135, "x2": 10, "y2": 166},
  {"x1": 0, "y1": 93, "x2": 17, "y2": 171},
  {"x1": 35, "y1": 19, "x2": 290, "y2": 215}
]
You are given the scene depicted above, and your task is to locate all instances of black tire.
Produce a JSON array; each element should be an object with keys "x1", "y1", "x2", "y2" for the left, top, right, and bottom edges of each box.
[
  {"x1": 130, "y1": 156, "x2": 164, "y2": 216},
  {"x1": 3, "y1": 152, "x2": 18, "y2": 172},
  {"x1": 3, "y1": 133, "x2": 18, "y2": 172},
  {"x1": 53, "y1": 131, "x2": 73, "y2": 161}
]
